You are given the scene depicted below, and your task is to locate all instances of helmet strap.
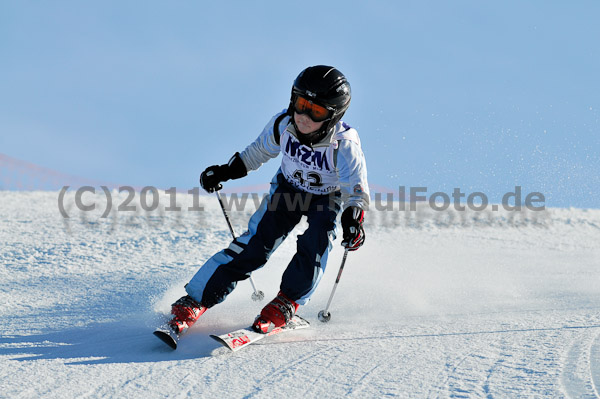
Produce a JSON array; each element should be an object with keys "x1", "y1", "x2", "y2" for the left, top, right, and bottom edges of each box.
[{"x1": 290, "y1": 117, "x2": 331, "y2": 146}]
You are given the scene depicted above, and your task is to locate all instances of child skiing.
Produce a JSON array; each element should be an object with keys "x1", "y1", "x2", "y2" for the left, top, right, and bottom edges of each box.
[{"x1": 161, "y1": 65, "x2": 369, "y2": 342}]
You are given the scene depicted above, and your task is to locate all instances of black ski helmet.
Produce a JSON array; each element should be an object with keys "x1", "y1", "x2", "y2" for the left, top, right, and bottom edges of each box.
[{"x1": 288, "y1": 65, "x2": 351, "y2": 142}]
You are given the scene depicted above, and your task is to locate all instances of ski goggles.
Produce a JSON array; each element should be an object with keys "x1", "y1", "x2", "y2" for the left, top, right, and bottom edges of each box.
[{"x1": 293, "y1": 96, "x2": 332, "y2": 122}]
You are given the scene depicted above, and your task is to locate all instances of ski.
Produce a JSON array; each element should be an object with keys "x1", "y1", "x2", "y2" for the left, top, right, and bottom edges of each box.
[
  {"x1": 153, "y1": 316, "x2": 309, "y2": 351},
  {"x1": 153, "y1": 324, "x2": 180, "y2": 350},
  {"x1": 209, "y1": 315, "x2": 310, "y2": 352}
]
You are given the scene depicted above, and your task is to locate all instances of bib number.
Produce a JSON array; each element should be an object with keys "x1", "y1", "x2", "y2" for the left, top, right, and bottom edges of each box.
[{"x1": 292, "y1": 170, "x2": 323, "y2": 188}]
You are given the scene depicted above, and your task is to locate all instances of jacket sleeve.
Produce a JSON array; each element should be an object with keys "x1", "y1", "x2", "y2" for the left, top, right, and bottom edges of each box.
[
  {"x1": 336, "y1": 139, "x2": 370, "y2": 210},
  {"x1": 239, "y1": 110, "x2": 289, "y2": 172}
]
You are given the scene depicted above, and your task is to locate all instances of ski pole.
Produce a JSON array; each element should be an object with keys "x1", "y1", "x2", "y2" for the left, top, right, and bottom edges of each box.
[
  {"x1": 215, "y1": 190, "x2": 265, "y2": 301},
  {"x1": 318, "y1": 248, "x2": 350, "y2": 323}
]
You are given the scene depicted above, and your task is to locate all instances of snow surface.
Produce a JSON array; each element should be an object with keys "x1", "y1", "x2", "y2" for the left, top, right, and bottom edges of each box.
[{"x1": 1, "y1": 191, "x2": 600, "y2": 398}]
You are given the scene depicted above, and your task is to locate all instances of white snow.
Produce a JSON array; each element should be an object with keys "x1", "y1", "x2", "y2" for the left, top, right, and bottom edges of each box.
[{"x1": 1, "y1": 191, "x2": 599, "y2": 398}]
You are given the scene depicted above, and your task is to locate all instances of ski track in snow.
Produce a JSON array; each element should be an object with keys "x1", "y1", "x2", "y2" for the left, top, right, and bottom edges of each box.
[
  {"x1": 1, "y1": 191, "x2": 600, "y2": 398},
  {"x1": 561, "y1": 328, "x2": 600, "y2": 398}
]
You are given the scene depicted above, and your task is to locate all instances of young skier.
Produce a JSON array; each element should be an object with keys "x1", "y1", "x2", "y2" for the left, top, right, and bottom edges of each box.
[{"x1": 167, "y1": 65, "x2": 369, "y2": 336}]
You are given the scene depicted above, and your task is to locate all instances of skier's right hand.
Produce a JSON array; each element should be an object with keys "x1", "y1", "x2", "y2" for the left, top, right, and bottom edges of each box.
[
  {"x1": 199, "y1": 152, "x2": 248, "y2": 193},
  {"x1": 200, "y1": 165, "x2": 227, "y2": 193}
]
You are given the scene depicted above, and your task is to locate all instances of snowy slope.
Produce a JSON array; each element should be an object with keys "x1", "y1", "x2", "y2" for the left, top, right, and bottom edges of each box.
[{"x1": 1, "y1": 191, "x2": 600, "y2": 398}]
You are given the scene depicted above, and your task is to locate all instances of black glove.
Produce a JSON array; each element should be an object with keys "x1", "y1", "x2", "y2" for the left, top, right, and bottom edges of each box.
[
  {"x1": 199, "y1": 152, "x2": 248, "y2": 193},
  {"x1": 341, "y1": 206, "x2": 365, "y2": 251}
]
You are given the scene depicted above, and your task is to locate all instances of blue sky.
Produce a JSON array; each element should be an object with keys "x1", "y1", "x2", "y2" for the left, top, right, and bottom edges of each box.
[{"x1": 1, "y1": 1, "x2": 599, "y2": 208}]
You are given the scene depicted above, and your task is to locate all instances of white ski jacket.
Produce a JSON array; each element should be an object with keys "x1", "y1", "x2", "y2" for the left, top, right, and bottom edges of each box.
[{"x1": 239, "y1": 111, "x2": 370, "y2": 211}]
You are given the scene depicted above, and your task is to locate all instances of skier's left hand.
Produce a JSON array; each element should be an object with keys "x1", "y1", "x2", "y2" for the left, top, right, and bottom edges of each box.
[{"x1": 341, "y1": 206, "x2": 365, "y2": 251}]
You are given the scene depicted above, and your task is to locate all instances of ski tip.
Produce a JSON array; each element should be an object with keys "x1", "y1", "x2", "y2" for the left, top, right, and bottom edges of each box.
[
  {"x1": 209, "y1": 334, "x2": 234, "y2": 351},
  {"x1": 153, "y1": 329, "x2": 178, "y2": 350}
]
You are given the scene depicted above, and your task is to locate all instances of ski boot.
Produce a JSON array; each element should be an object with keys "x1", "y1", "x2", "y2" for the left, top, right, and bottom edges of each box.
[
  {"x1": 168, "y1": 295, "x2": 207, "y2": 335},
  {"x1": 252, "y1": 291, "x2": 299, "y2": 333}
]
